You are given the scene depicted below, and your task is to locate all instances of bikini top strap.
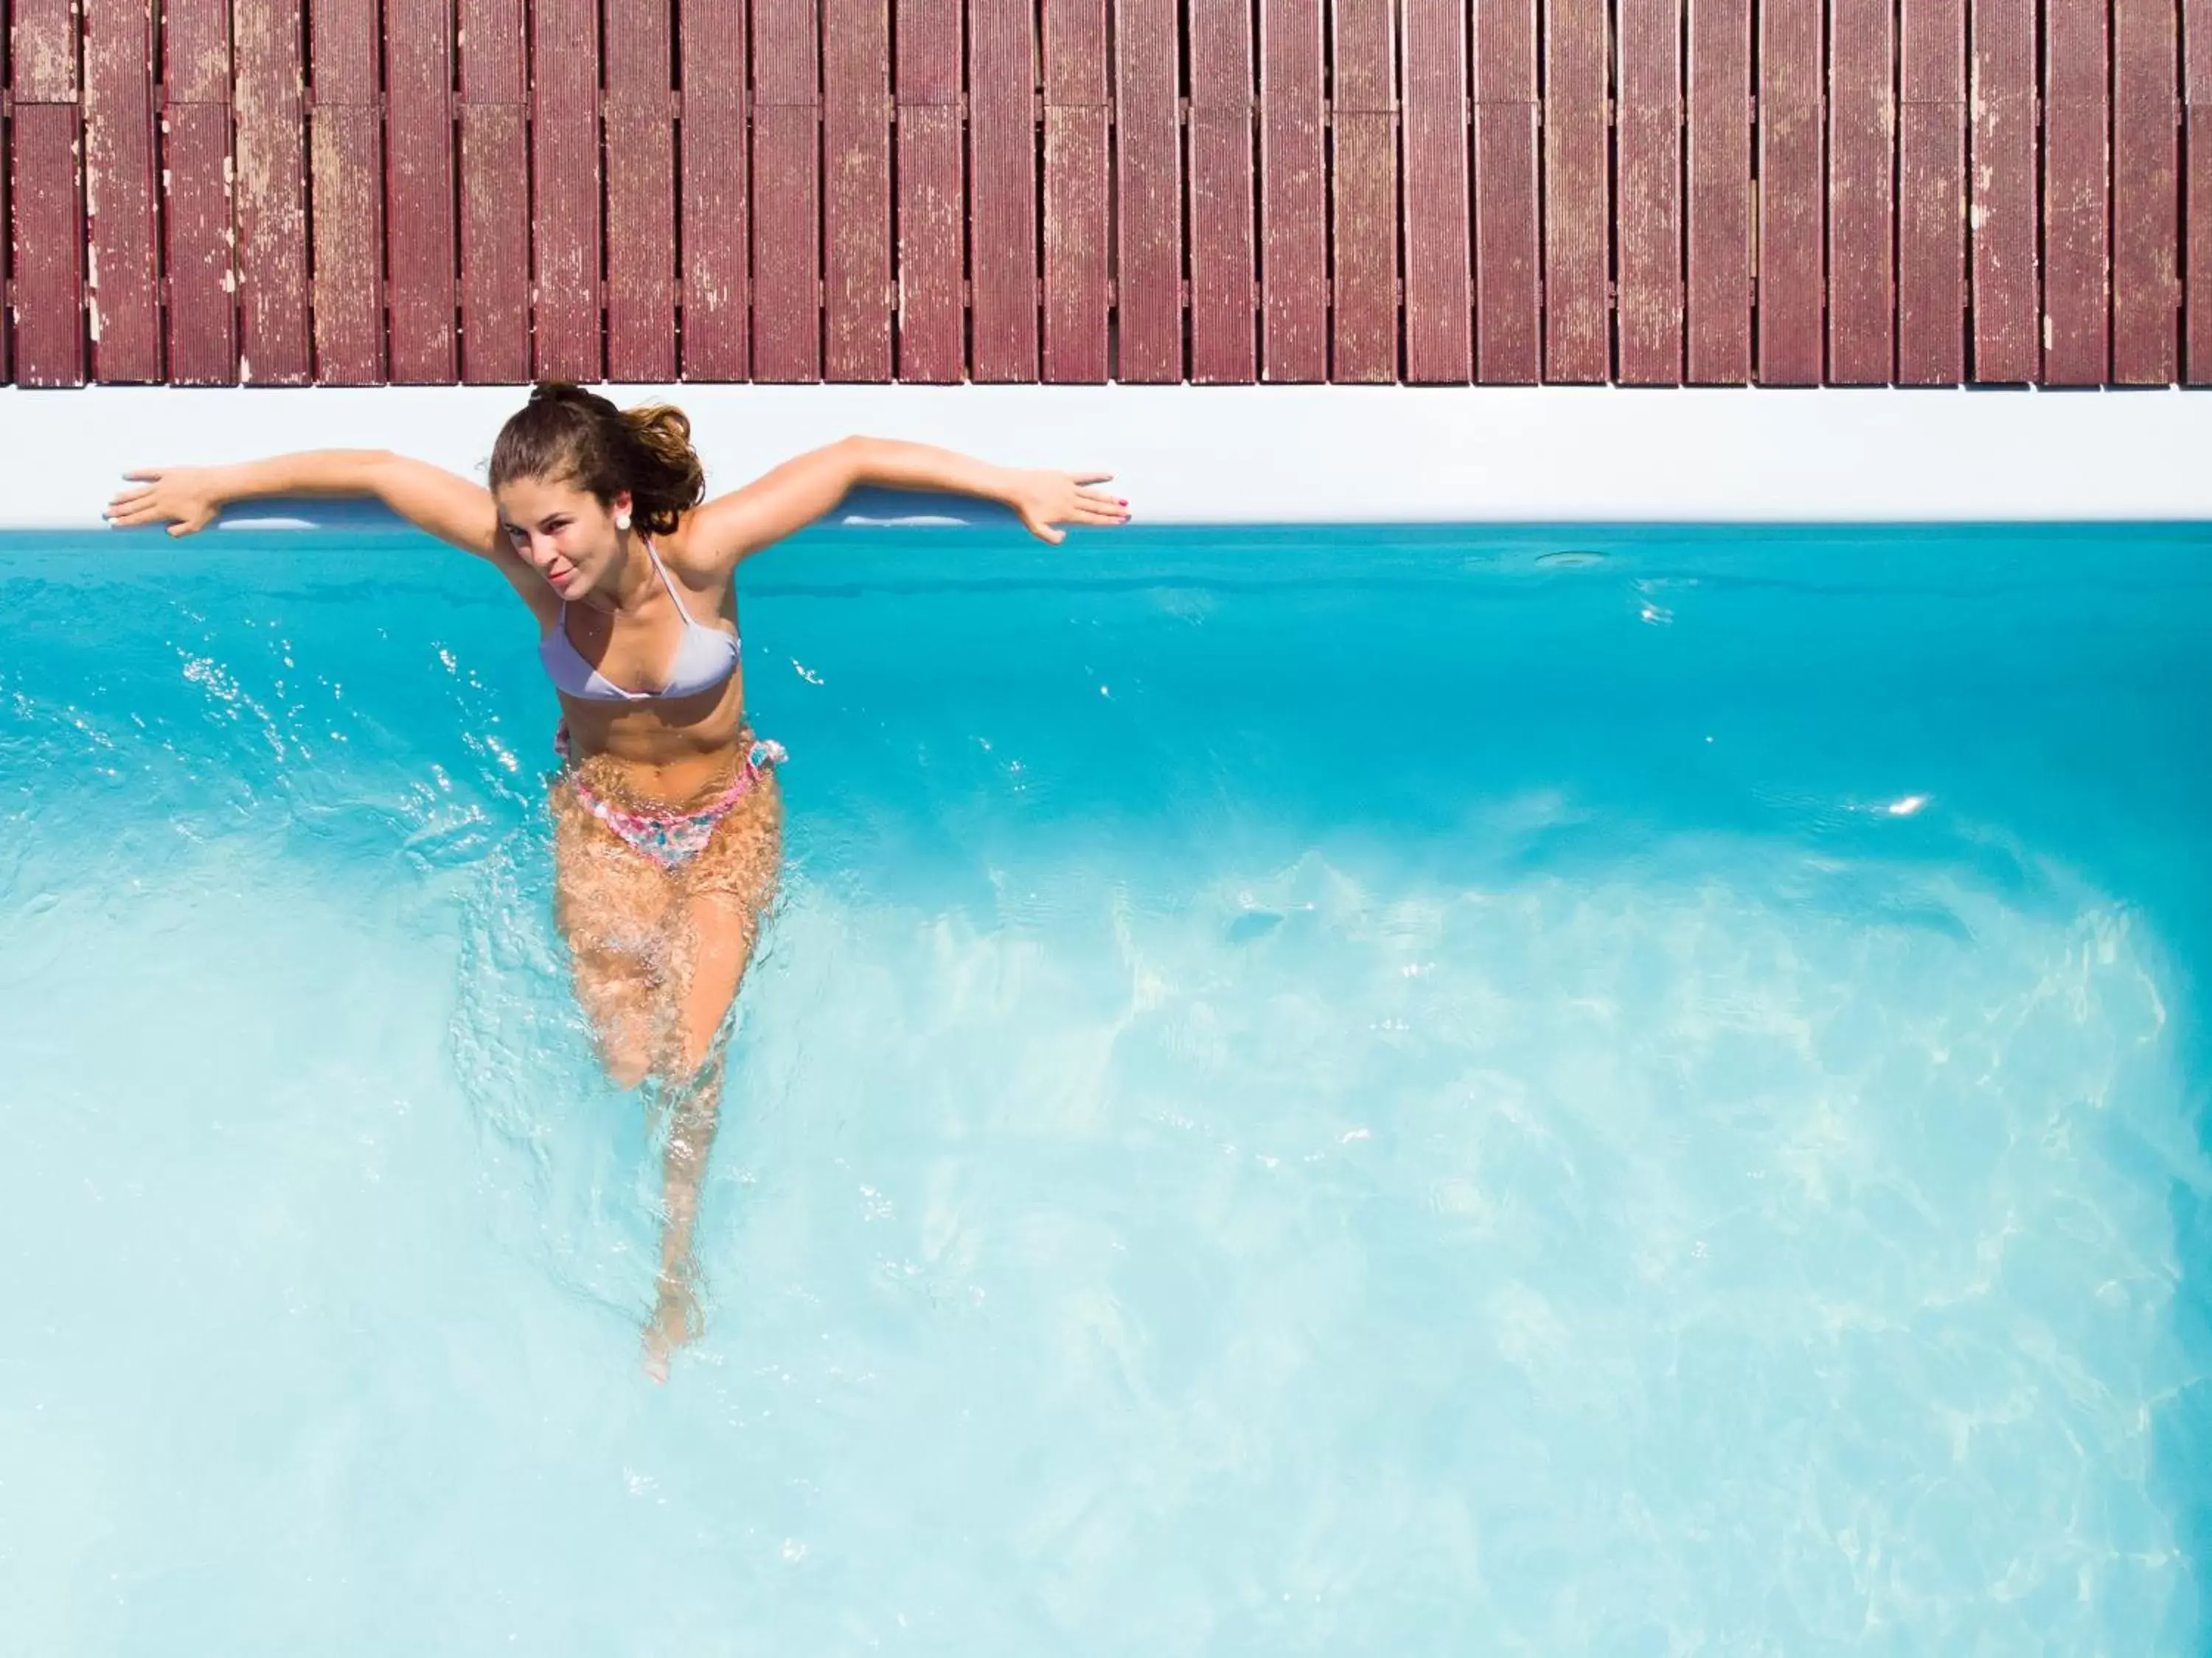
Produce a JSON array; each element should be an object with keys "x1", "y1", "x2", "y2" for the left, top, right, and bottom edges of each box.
[{"x1": 643, "y1": 535, "x2": 690, "y2": 615}]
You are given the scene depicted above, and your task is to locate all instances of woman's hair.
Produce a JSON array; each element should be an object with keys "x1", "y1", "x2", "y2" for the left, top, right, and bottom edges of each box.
[{"x1": 487, "y1": 381, "x2": 706, "y2": 535}]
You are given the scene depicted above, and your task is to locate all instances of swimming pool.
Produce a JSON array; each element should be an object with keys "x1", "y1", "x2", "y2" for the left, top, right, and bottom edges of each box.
[{"x1": 4, "y1": 520, "x2": 2210, "y2": 1652}]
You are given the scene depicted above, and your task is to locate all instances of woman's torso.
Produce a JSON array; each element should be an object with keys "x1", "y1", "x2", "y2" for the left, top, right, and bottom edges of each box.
[{"x1": 518, "y1": 517, "x2": 751, "y2": 804}]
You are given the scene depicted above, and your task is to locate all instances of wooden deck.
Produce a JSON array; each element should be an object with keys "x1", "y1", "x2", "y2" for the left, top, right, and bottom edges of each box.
[{"x1": 4, "y1": 0, "x2": 2203, "y2": 385}]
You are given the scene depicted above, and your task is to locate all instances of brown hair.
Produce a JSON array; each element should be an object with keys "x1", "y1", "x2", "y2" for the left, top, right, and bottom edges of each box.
[{"x1": 487, "y1": 382, "x2": 706, "y2": 535}]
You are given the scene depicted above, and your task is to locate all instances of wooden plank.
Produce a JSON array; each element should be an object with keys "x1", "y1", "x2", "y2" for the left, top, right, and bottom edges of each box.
[
  {"x1": 233, "y1": 0, "x2": 311, "y2": 381},
  {"x1": 459, "y1": 109, "x2": 532, "y2": 381},
  {"x1": 2187, "y1": 0, "x2": 2212, "y2": 380},
  {"x1": 161, "y1": 105, "x2": 238, "y2": 384},
  {"x1": 1043, "y1": 119, "x2": 1110, "y2": 382},
  {"x1": 1757, "y1": 0, "x2": 1821, "y2": 381},
  {"x1": 969, "y1": 0, "x2": 1040, "y2": 379},
  {"x1": 2, "y1": 30, "x2": 10, "y2": 385},
  {"x1": 824, "y1": 0, "x2": 892, "y2": 379},
  {"x1": 1043, "y1": 0, "x2": 1110, "y2": 381},
  {"x1": 1543, "y1": 0, "x2": 1610, "y2": 380},
  {"x1": 605, "y1": 0, "x2": 677, "y2": 381},
  {"x1": 12, "y1": 0, "x2": 78, "y2": 100},
  {"x1": 1189, "y1": 0, "x2": 1257, "y2": 381},
  {"x1": 162, "y1": 0, "x2": 231, "y2": 105},
  {"x1": 1473, "y1": 0, "x2": 1539, "y2": 380},
  {"x1": 307, "y1": 106, "x2": 385, "y2": 382},
  {"x1": 1400, "y1": 0, "x2": 1471, "y2": 381},
  {"x1": 531, "y1": 0, "x2": 602, "y2": 381},
  {"x1": 1330, "y1": 0, "x2": 1397, "y2": 381},
  {"x1": 2042, "y1": 0, "x2": 2110, "y2": 382},
  {"x1": 894, "y1": 0, "x2": 960, "y2": 382},
  {"x1": 459, "y1": 0, "x2": 532, "y2": 382},
  {"x1": 1259, "y1": 0, "x2": 1326, "y2": 380},
  {"x1": 748, "y1": 114, "x2": 821, "y2": 375},
  {"x1": 1829, "y1": 0, "x2": 1896, "y2": 381},
  {"x1": 604, "y1": 103, "x2": 675, "y2": 381},
  {"x1": 679, "y1": 0, "x2": 749, "y2": 380},
  {"x1": 308, "y1": 0, "x2": 386, "y2": 383},
  {"x1": 753, "y1": 0, "x2": 820, "y2": 380},
  {"x1": 893, "y1": 106, "x2": 963, "y2": 381},
  {"x1": 84, "y1": 0, "x2": 163, "y2": 381},
  {"x1": 7, "y1": 0, "x2": 80, "y2": 375},
  {"x1": 1686, "y1": 0, "x2": 1751, "y2": 381},
  {"x1": 386, "y1": 0, "x2": 457, "y2": 382},
  {"x1": 1, "y1": 105, "x2": 7, "y2": 384},
  {"x1": 1115, "y1": 0, "x2": 1183, "y2": 381},
  {"x1": 894, "y1": 0, "x2": 961, "y2": 381},
  {"x1": 1897, "y1": 0, "x2": 1966, "y2": 381},
  {"x1": 1969, "y1": 0, "x2": 2037, "y2": 380},
  {"x1": 10, "y1": 105, "x2": 86, "y2": 385},
  {"x1": 1619, "y1": 0, "x2": 1684, "y2": 382},
  {"x1": 2113, "y1": 0, "x2": 2183, "y2": 381}
]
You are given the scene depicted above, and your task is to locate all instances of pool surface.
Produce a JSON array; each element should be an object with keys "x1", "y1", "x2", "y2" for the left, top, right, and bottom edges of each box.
[{"x1": 4, "y1": 522, "x2": 2211, "y2": 1653}]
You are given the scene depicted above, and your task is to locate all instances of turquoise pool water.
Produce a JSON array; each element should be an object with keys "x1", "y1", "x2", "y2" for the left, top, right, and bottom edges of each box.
[{"x1": 4, "y1": 522, "x2": 2211, "y2": 1653}]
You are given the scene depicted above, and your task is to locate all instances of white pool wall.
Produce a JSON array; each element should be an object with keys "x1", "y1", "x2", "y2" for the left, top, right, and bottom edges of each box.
[{"x1": 4, "y1": 382, "x2": 2211, "y2": 528}]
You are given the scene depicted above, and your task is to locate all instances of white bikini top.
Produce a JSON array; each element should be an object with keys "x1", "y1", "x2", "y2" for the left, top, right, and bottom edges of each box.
[{"x1": 539, "y1": 538, "x2": 740, "y2": 701}]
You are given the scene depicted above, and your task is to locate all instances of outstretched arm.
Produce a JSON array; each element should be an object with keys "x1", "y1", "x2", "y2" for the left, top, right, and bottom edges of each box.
[
  {"x1": 685, "y1": 435, "x2": 1128, "y2": 569},
  {"x1": 105, "y1": 451, "x2": 500, "y2": 558}
]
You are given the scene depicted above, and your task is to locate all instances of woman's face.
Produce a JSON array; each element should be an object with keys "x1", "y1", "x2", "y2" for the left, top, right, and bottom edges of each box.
[{"x1": 495, "y1": 475, "x2": 633, "y2": 601}]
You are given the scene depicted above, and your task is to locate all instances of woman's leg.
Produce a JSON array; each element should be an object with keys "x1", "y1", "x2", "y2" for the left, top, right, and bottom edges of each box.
[
  {"x1": 550, "y1": 782, "x2": 678, "y2": 1088},
  {"x1": 643, "y1": 777, "x2": 783, "y2": 1379}
]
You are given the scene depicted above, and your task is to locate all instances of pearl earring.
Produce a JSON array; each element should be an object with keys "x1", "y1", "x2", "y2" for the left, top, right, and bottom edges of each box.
[{"x1": 616, "y1": 512, "x2": 631, "y2": 531}]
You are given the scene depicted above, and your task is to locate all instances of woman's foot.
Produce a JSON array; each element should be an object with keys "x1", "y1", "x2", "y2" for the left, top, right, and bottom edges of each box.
[{"x1": 641, "y1": 1267, "x2": 703, "y2": 1383}]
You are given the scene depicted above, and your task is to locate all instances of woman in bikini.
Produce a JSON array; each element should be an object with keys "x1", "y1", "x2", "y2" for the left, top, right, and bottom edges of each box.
[{"x1": 106, "y1": 383, "x2": 1130, "y2": 1377}]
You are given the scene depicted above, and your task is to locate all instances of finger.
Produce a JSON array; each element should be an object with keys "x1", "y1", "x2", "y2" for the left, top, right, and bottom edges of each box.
[
  {"x1": 1074, "y1": 486, "x2": 1124, "y2": 508},
  {"x1": 108, "y1": 484, "x2": 153, "y2": 507},
  {"x1": 1071, "y1": 471, "x2": 1114, "y2": 486},
  {"x1": 1032, "y1": 522, "x2": 1066, "y2": 546},
  {"x1": 121, "y1": 468, "x2": 165, "y2": 483}
]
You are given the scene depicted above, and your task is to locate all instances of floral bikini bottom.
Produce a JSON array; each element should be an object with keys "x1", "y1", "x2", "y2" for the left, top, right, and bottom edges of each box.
[{"x1": 555, "y1": 724, "x2": 785, "y2": 870}]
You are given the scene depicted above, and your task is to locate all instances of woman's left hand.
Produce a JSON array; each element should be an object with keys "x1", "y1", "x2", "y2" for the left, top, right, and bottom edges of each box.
[{"x1": 1006, "y1": 471, "x2": 1130, "y2": 544}]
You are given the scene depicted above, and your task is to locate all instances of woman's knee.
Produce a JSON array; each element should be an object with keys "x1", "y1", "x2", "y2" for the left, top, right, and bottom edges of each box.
[
  {"x1": 588, "y1": 996, "x2": 658, "y2": 1089},
  {"x1": 568, "y1": 943, "x2": 663, "y2": 1088},
  {"x1": 599, "y1": 1035, "x2": 655, "y2": 1090},
  {"x1": 663, "y1": 1009, "x2": 727, "y2": 1084}
]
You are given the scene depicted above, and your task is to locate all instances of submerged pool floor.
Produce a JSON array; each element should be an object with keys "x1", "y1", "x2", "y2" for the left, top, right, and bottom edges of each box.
[{"x1": 4, "y1": 524, "x2": 2211, "y2": 1654}]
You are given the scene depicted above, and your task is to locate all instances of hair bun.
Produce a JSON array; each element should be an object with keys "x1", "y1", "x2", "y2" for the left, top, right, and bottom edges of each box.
[{"x1": 529, "y1": 381, "x2": 619, "y2": 418}]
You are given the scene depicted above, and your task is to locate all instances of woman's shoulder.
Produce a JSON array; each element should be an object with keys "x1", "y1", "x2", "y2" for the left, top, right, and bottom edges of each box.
[{"x1": 655, "y1": 516, "x2": 737, "y2": 593}]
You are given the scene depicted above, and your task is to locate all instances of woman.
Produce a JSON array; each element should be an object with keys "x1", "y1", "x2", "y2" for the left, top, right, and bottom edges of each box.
[{"x1": 107, "y1": 383, "x2": 1129, "y2": 1377}]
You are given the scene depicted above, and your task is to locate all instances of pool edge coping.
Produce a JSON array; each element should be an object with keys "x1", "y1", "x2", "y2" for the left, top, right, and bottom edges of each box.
[{"x1": 6, "y1": 383, "x2": 2210, "y2": 529}]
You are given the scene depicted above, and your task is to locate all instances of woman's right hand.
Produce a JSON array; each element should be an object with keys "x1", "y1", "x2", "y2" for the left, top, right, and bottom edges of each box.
[{"x1": 106, "y1": 466, "x2": 229, "y2": 536}]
